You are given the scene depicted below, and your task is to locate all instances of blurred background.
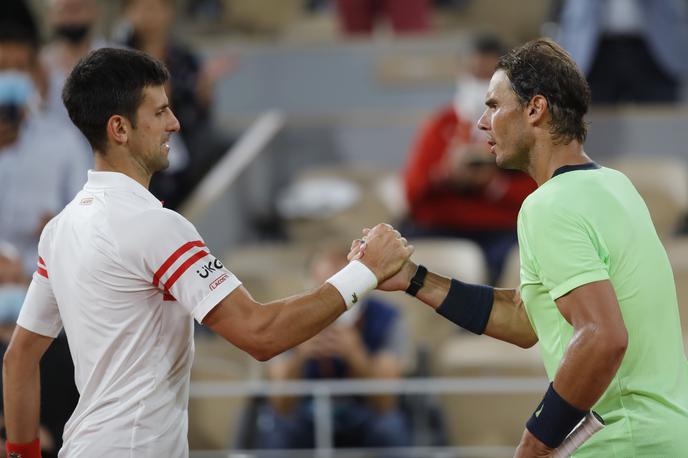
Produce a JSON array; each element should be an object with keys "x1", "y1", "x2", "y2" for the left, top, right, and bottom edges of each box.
[{"x1": 1, "y1": 0, "x2": 688, "y2": 457}]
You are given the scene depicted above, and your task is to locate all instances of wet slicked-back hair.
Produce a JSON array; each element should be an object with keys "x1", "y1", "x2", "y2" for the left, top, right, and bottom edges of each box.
[
  {"x1": 497, "y1": 38, "x2": 590, "y2": 144},
  {"x1": 62, "y1": 48, "x2": 170, "y2": 152}
]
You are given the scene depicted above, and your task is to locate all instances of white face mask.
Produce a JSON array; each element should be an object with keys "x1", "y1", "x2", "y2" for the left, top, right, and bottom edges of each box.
[
  {"x1": 453, "y1": 74, "x2": 490, "y2": 141},
  {"x1": 0, "y1": 70, "x2": 39, "y2": 113}
]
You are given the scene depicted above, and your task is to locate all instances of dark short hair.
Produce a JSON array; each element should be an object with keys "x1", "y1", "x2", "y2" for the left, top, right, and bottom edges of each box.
[
  {"x1": 62, "y1": 48, "x2": 170, "y2": 152},
  {"x1": 0, "y1": 0, "x2": 40, "y2": 50},
  {"x1": 497, "y1": 38, "x2": 590, "y2": 144}
]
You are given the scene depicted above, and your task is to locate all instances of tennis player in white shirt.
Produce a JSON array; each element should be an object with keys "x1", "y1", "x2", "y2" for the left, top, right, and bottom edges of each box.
[{"x1": 2, "y1": 48, "x2": 413, "y2": 458}]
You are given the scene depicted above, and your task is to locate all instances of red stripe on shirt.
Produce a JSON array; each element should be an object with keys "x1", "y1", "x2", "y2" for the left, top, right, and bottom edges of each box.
[
  {"x1": 163, "y1": 250, "x2": 209, "y2": 291},
  {"x1": 163, "y1": 291, "x2": 176, "y2": 301},
  {"x1": 153, "y1": 240, "x2": 205, "y2": 287},
  {"x1": 38, "y1": 257, "x2": 46, "y2": 268},
  {"x1": 37, "y1": 267, "x2": 49, "y2": 278}
]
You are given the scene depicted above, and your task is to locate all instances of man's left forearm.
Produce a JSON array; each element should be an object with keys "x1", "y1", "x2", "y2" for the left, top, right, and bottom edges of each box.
[
  {"x1": 3, "y1": 350, "x2": 42, "y2": 443},
  {"x1": 516, "y1": 323, "x2": 626, "y2": 456}
]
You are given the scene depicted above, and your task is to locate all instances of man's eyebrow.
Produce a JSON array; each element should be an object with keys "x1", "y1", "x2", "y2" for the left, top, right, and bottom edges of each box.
[{"x1": 156, "y1": 103, "x2": 170, "y2": 111}]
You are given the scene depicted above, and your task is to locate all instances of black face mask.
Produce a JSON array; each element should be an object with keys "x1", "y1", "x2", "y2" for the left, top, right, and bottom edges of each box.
[
  {"x1": 0, "y1": 104, "x2": 22, "y2": 127},
  {"x1": 54, "y1": 24, "x2": 91, "y2": 44}
]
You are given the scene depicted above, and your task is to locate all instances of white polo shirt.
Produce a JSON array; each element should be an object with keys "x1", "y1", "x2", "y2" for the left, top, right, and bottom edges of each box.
[{"x1": 17, "y1": 170, "x2": 241, "y2": 458}]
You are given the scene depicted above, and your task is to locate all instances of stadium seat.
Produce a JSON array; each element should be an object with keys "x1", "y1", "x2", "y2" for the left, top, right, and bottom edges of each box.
[{"x1": 610, "y1": 156, "x2": 688, "y2": 240}]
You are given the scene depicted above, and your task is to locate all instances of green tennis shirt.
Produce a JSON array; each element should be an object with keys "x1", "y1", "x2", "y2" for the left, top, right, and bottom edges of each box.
[{"x1": 517, "y1": 164, "x2": 688, "y2": 457}]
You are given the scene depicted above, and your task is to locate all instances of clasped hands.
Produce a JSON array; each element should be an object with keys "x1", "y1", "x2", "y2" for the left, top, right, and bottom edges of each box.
[{"x1": 346, "y1": 223, "x2": 417, "y2": 293}]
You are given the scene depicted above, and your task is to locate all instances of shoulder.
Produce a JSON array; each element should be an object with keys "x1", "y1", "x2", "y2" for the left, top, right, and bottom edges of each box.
[
  {"x1": 519, "y1": 185, "x2": 559, "y2": 218},
  {"x1": 121, "y1": 208, "x2": 199, "y2": 245},
  {"x1": 518, "y1": 181, "x2": 586, "y2": 234},
  {"x1": 37, "y1": 212, "x2": 64, "y2": 250}
]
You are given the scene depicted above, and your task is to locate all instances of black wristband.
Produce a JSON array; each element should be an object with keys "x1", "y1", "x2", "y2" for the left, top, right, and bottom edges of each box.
[
  {"x1": 435, "y1": 279, "x2": 493, "y2": 334},
  {"x1": 405, "y1": 264, "x2": 428, "y2": 296},
  {"x1": 526, "y1": 383, "x2": 587, "y2": 449}
]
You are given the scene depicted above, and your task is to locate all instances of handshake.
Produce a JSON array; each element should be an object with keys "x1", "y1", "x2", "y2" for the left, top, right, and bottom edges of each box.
[{"x1": 342, "y1": 223, "x2": 419, "y2": 295}]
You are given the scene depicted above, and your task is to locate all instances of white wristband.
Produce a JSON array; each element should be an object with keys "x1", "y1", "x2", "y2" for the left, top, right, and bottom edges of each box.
[{"x1": 326, "y1": 260, "x2": 378, "y2": 309}]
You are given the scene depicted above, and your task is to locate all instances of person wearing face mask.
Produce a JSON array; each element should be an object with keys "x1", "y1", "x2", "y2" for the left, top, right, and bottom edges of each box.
[
  {"x1": 0, "y1": 24, "x2": 89, "y2": 280},
  {"x1": 402, "y1": 35, "x2": 536, "y2": 283},
  {"x1": 40, "y1": 0, "x2": 112, "y2": 121},
  {"x1": 114, "y1": 0, "x2": 235, "y2": 210},
  {"x1": 42, "y1": 0, "x2": 102, "y2": 75}
]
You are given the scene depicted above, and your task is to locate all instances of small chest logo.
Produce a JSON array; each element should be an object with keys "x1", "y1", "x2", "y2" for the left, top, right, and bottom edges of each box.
[
  {"x1": 196, "y1": 258, "x2": 224, "y2": 278},
  {"x1": 79, "y1": 197, "x2": 93, "y2": 205}
]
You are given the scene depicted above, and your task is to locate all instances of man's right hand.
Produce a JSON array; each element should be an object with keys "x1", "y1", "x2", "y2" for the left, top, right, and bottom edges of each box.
[
  {"x1": 376, "y1": 261, "x2": 417, "y2": 292},
  {"x1": 349, "y1": 224, "x2": 414, "y2": 284}
]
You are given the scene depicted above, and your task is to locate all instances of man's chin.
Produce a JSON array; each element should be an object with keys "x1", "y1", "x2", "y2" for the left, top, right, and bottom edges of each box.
[
  {"x1": 152, "y1": 157, "x2": 170, "y2": 174},
  {"x1": 495, "y1": 153, "x2": 510, "y2": 169},
  {"x1": 495, "y1": 151, "x2": 524, "y2": 172}
]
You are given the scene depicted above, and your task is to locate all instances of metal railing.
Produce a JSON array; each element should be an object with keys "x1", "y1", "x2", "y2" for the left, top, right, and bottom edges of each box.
[
  {"x1": 189, "y1": 376, "x2": 549, "y2": 458},
  {"x1": 179, "y1": 109, "x2": 285, "y2": 223}
]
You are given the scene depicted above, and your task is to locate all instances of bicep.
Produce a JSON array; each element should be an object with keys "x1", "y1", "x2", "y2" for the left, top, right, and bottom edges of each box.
[
  {"x1": 555, "y1": 280, "x2": 626, "y2": 333},
  {"x1": 201, "y1": 286, "x2": 262, "y2": 352},
  {"x1": 5, "y1": 325, "x2": 55, "y2": 364}
]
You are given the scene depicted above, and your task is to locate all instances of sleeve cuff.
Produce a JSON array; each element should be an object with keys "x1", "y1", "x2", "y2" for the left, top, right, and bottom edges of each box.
[
  {"x1": 192, "y1": 276, "x2": 242, "y2": 323},
  {"x1": 549, "y1": 269, "x2": 610, "y2": 301},
  {"x1": 16, "y1": 317, "x2": 62, "y2": 338}
]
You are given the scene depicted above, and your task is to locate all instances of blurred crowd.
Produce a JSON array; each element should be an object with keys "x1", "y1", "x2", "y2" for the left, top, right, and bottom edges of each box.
[{"x1": 0, "y1": 0, "x2": 687, "y2": 455}]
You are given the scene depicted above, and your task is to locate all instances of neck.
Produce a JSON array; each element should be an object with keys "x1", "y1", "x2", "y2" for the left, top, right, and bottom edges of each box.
[
  {"x1": 526, "y1": 137, "x2": 590, "y2": 186},
  {"x1": 94, "y1": 149, "x2": 152, "y2": 189}
]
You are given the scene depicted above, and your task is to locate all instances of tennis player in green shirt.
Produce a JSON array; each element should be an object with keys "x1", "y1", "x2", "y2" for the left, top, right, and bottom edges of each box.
[{"x1": 353, "y1": 38, "x2": 688, "y2": 457}]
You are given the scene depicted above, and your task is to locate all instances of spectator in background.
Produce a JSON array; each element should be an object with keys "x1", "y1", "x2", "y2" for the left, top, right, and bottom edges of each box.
[
  {"x1": 0, "y1": 14, "x2": 80, "y2": 455},
  {"x1": 402, "y1": 35, "x2": 536, "y2": 282},
  {"x1": 558, "y1": 0, "x2": 688, "y2": 104},
  {"x1": 336, "y1": 0, "x2": 430, "y2": 35},
  {"x1": 117, "y1": 0, "x2": 235, "y2": 209},
  {"x1": 257, "y1": 243, "x2": 412, "y2": 450},
  {"x1": 41, "y1": 0, "x2": 108, "y2": 118},
  {"x1": 0, "y1": 0, "x2": 95, "y2": 165},
  {"x1": 0, "y1": 245, "x2": 26, "y2": 331},
  {"x1": 0, "y1": 25, "x2": 89, "y2": 279}
]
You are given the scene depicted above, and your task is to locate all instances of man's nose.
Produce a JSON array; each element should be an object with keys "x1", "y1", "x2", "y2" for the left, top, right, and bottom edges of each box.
[
  {"x1": 477, "y1": 109, "x2": 489, "y2": 131},
  {"x1": 168, "y1": 112, "x2": 181, "y2": 132}
]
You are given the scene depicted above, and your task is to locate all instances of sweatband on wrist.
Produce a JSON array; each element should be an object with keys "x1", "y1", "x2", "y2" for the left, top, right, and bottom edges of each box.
[
  {"x1": 6, "y1": 437, "x2": 41, "y2": 458},
  {"x1": 326, "y1": 260, "x2": 377, "y2": 309},
  {"x1": 526, "y1": 382, "x2": 587, "y2": 449},
  {"x1": 435, "y1": 279, "x2": 494, "y2": 334}
]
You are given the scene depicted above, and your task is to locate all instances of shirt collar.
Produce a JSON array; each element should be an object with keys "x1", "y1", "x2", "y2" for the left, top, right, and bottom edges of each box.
[
  {"x1": 84, "y1": 170, "x2": 162, "y2": 207},
  {"x1": 551, "y1": 162, "x2": 601, "y2": 178}
]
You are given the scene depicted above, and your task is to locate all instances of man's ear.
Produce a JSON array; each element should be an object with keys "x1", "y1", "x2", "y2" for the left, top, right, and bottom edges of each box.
[
  {"x1": 106, "y1": 115, "x2": 130, "y2": 146},
  {"x1": 527, "y1": 95, "x2": 548, "y2": 125}
]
